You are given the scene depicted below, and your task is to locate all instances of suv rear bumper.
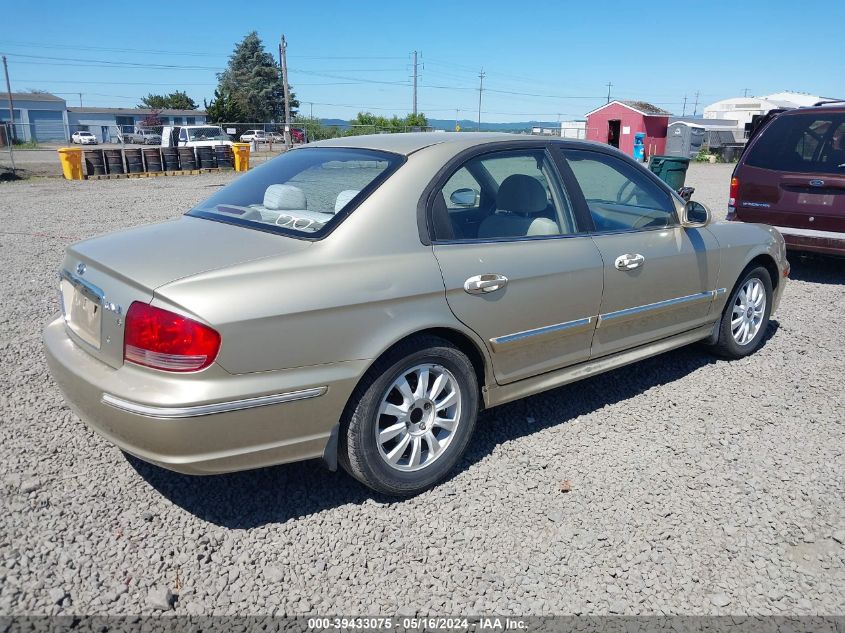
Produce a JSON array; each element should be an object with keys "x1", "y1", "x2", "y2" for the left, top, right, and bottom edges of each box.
[{"x1": 774, "y1": 225, "x2": 845, "y2": 256}]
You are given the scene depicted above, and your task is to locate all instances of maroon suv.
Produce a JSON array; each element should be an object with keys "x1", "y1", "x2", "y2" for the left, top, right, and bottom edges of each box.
[{"x1": 729, "y1": 102, "x2": 845, "y2": 256}]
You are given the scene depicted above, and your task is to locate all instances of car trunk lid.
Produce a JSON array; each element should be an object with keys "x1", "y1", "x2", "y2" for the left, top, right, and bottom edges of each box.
[{"x1": 59, "y1": 216, "x2": 309, "y2": 368}]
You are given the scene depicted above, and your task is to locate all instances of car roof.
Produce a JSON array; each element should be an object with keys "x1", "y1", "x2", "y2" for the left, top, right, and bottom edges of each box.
[
  {"x1": 309, "y1": 132, "x2": 531, "y2": 155},
  {"x1": 308, "y1": 131, "x2": 614, "y2": 156},
  {"x1": 782, "y1": 103, "x2": 845, "y2": 115}
]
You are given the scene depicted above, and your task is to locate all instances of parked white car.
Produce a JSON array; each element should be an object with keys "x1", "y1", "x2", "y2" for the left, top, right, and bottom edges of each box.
[
  {"x1": 240, "y1": 129, "x2": 266, "y2": 142},
  {"x1": 71, "y1": 131, "x2": 98, "y2": 145}
]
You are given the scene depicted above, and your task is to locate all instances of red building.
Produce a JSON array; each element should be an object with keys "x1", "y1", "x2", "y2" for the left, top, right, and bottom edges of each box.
[{"x1": 585, "y1": 100, "x2": 671, "y2": 159}]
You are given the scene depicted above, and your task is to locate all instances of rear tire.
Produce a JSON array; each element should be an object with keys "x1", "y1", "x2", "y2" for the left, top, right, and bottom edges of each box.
[
  {"x1": 339, "y1": 335, "x2": 479, "y2": 496},
  {"x1": 710, "y1": 265, "x2": 773, "y2": 359}
]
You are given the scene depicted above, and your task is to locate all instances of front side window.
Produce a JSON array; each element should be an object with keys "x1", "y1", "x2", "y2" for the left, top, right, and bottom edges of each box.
[
  {"x1": 563, "y1": 150, "x2": 675, "y2": 231},
  {"x1": 433, "y1": 149, "x2": 576, "y2": 241},
  {"x1": 745, "y1": 113, "x2": 845, "y2": 174},
  {"x1": 189, "y1": 147, "x2": 403, "y2": 237}
]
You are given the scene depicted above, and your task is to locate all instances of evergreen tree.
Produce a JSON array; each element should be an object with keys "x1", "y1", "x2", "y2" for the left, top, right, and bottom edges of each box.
[
  {"x1": 210, "y1": 32, "x2": 298, "y2": 123},
  {"x1": 204, "y1": 87, "x2": 243, "y2": 123}
]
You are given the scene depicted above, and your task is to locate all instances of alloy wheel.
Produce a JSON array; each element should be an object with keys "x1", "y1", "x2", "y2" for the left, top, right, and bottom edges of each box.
[
  {"x1": 731, "y1": 278, "x2": 766, "y2": 345},
  {"x1": 375, "y1": 363, "x2": 462, "y2": 472}
]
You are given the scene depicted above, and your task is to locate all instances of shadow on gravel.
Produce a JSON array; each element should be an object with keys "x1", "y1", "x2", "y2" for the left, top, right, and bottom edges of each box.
[
  {"x1": 129, "y1": 322, "x2": 781, "y2": 528},
  {"x1": 788, "y1": 254, "x2": 844, "y2": 285}
]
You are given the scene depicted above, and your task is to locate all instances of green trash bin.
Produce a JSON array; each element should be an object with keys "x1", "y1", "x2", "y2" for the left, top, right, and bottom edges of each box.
[{"x1": 648, "y1": 155, "x2": 690, "y2": 190}]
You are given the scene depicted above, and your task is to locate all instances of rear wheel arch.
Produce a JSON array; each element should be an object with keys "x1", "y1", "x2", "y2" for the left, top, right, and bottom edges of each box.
[{"x1": 354, "y1": 327, "x2": 490, "y2": 409}]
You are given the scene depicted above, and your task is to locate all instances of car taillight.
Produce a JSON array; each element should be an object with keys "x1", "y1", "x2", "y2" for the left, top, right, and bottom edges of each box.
[
  {"x1": 124, "y1": 302, "x2": 220, "y2": 372},
  {"x1": 727, "y1": 176, "x2": 739, "y2": 220}
]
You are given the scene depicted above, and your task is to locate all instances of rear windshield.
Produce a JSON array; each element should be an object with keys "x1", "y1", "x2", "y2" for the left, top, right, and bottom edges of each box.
[
  {"x1": 745, "y1": 112, "x2": 845, "y2": 174},
  {"x1": 188, "y1": 147, "x2": 403, "y2": 238}
]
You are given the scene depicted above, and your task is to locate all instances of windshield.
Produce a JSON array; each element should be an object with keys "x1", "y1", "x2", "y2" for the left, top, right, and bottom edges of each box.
[
  {"x1": 188, "y1": 147, "x2": 404, "y2": 238},
  {"x1": 187, "y1": 127, "x2": 229, "y2": 141}
]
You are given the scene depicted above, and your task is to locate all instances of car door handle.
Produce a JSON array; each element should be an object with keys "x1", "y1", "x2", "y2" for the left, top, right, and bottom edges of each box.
[
  {"x1": 614, "y1": 253, "x2": 645, "y2": 270},
  {"x1": 464, "y1": 274, "x2": 508, "y2": 294}
]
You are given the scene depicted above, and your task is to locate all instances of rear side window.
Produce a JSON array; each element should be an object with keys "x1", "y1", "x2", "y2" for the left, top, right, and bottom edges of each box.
[
  {"x1": 745, "y1": 113, "x2": 845, "y2": 174},
  {"x1": 189, "y1": 147, "x2": 403, "y2": 238}
]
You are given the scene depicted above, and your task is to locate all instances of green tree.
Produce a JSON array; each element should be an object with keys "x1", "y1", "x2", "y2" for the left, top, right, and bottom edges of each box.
[
  {"x1": 204, "y1": 87, "x2": 244, "y2": 123},
  {"x1": 138, "y1": 91, "x2": 198, "y2": 110},
  {"x1": 349, "y1": 111, "x2": 428, "y2": 134},
  {"x1": 213, "y1": 32, "x2": 298, "y2": 123}
]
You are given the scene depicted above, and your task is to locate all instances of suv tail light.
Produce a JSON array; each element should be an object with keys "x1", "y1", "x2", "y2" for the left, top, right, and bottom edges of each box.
[
  {"x1": 727, "y1": 176, "x2": 739, "y2": 220},
  {"x1": 124, "y1": 302, "x2": 220, "y2": 372}
]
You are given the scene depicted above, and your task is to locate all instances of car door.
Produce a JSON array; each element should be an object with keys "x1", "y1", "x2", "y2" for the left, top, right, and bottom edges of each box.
[
  {"x1": 559, "y1": 147, "x2": 720, "y2": 359},
  {"x1": 430, "y1": 145, "x2": 604, "y2": 385}
]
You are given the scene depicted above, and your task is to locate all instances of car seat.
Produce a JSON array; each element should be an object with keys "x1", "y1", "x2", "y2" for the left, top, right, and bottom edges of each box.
[
  {"x1": 334, "y1": 190, "x2": 360, "y2": 213},
  {"x1": 264, "y1": 184, "x2": 307, "y2": 211},
  {"x1": 477, "y1": 174, "x2": 559, "y2": 238}
]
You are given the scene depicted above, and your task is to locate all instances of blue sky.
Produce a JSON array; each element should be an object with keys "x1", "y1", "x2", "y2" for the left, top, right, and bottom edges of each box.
[{"x1": 4, "y1": 0, "x2": 843, "y2": 124}]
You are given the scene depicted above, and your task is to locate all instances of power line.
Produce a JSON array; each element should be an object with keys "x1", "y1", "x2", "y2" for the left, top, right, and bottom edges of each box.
[{"x1": 0, "y1": 39, "x2": 407, "y2": 60}]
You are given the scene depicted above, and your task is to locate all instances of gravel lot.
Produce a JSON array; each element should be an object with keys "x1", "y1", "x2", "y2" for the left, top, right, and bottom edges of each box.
[{"x1": 1, "y1": 162, "x2": 843, "y2": 616}]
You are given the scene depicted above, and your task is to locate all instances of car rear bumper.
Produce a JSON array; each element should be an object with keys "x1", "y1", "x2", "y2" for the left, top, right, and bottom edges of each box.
[
  {"x1": 43, "y1": 315, "x2": 365, "y2": 475},
  {"x1": 775, "y1": 225, "x2": 845, "y2": 256}
]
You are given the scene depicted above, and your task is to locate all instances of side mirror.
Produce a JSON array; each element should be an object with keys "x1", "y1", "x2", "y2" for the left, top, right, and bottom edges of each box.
[
  {"x1": 682, "y1": 200, "x2": 711, "y2": 227},
  {"x1": 450, "y1": 188, "x2": 480, "y2": 207}
]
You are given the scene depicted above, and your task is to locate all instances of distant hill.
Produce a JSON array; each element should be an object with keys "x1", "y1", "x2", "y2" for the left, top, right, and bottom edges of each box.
[{"x1": 317, "y1": 118, "x2": 560, "y2": 132}]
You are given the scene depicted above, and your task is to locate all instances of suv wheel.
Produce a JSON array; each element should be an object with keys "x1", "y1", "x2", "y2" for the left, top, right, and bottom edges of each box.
[{"x1": 339, "y1": 335, "x2": 479, "y2": 496}]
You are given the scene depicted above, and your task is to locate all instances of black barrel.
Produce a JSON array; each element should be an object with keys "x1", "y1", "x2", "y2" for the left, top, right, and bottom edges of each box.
[
  {"x1": 143, "y1": 147, "x2": 162, "y2": 172},
  {"x1": 196, "y1": 146, "x2": 216, "y2": 169},
  {"x1": 124, "y1": 148, "x2": 143, "y2": 174},
  {"x1": 161, "y1": 146, "x2": 180, "y2": 171},
  {"x1": 214, "y1": 145, "x2": 234, "y2": 169},
  {"x1": 84, "y1": 149, "x2": 106, "y2": 176},
  {"x1": 104, "y1": 149, "x2": 125, "y2": 175},
  {"x1": 178, "y1": 147, "x2": 197, "y2": 171}
]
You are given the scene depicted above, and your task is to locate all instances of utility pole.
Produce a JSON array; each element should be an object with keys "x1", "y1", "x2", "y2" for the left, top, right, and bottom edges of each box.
[
  {"x1": 412, "y1": 50, "x2": 418, "y2": 117},
  {"x1": 78, "y1": 93, "x2": 83, "y2": 107},
  {"x1": 742, "y1": 87, "x2": 750, "y2": 97},
  {"x1": 477, "y1": 68, "x2": 485, "y2": 131},
  {"x1": 682, "y1": 95, "x2": 687, "y2": 116},
  {"x1": 2, "y1": 55, "x2": 16, "y2": 143},
  {"x1": 606, "y1": 81, "x2": 612, "y2": 104},
  {"x1": 692, "y1": 90, "x2": 700, "y2": 117},
  {"x1": 279, "y1": 35, "x2": 292, "y2": 149}
]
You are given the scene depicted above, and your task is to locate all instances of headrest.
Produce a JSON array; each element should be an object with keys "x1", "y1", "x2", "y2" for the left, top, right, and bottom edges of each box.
[
  {"x1": 334, "y1": 189, "x2": 360, "y2": 213},
  {"x1": 264, "y1": 184, "x2": 307, "y2": 210},
  {"x1": 496, "y1": 174, "x2": 548, "y2": 215}
]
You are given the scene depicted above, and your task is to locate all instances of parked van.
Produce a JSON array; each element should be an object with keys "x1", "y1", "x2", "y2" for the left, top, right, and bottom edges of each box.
[
  {"x1": 161, "y1": 125, "x2": 233, "y2": 149},
  {"x1": 729, "y1": 101, "x2": 845, "y2": 256}
]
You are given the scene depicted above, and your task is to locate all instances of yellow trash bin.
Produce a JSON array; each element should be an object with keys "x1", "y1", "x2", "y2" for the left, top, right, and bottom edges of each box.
[
  {"x1": 57, "y1": 147, "x2": 84, "y2": 180},
  {"x1": 232, "y1": 143, "x2": 251, "y2": 172}
]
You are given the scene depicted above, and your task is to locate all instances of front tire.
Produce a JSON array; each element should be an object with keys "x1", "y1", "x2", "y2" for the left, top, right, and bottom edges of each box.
[
  {"x1": 711, "y1": 265, "x2": 773, "y2": 359},
  {"x1": 339, "y1": 335, "x2": 479, "y2": 496}
]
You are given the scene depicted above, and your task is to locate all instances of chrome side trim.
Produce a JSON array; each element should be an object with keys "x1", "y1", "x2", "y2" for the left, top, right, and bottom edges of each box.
[
  {"x1": 101, "y1": 387, "x2": 328, "y2": 419},
  {"x1": 715, "y1": 287, "x2": 727, "y2": 296},
  {"x1": 597, "y1": 291, "x2": 714, "y2": 327},
  {"x1": 490, "y1": 317, "x2": 593, "y2": 350}
]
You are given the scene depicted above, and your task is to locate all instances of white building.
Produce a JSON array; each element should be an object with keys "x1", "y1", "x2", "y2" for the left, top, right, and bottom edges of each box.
[
  {"x1": 703, "y1": 91, "x2": 829, "y2": 129},
  {"x1": 560, "y1": 120, "x2": 586, "y2": 139}
]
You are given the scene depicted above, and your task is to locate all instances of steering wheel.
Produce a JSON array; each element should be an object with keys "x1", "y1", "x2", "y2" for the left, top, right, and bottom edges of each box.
[{"x1": 616, "y1": 180, "x2": 637, "y2": 205}]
